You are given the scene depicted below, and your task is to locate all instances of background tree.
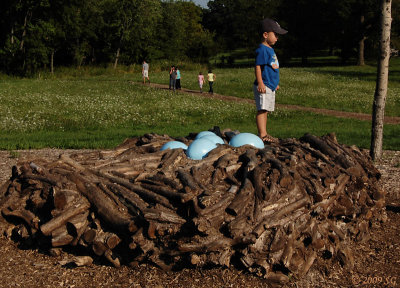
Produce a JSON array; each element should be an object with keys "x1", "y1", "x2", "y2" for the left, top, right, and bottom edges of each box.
[
  {"x1": 100, "y1": 0, "x2": 137, "y2": 68},
  {"x1": 102, "y1": 0, "x2": 162, "y2": 67},
  {"x1": 157, "y1": 0, "x2": 213, "y2": 62},
  {"x1": 391, "y1": 0, "x2": 400, "y2": 50},
  {"x1": 0, "y1": 0, "x2": 49, "y2": 74},
  {"x1": 1, "y1": 0, "x2": 397, "y2": 73},
  {"x1": 155, "y1": 0, "x2": 187, "y2": 60},
  {"x1": 340, "y1": 0, "x2": 379, "y2": 65},
  {"x1": 278, "y1": 0, "x2": 331, "y2": 65},
  {"x1": 175, "y1": 1, "x2": 214, "y2": 62},
  {"x1": 203, "y1": 0, "x2": 281, "y2": 53},
  {"x1": 0, "y1": 0, "x2": 22, "y2": 73},
  {"x1": 128, "y1": 0, "x2": 162, "y2": 63}
]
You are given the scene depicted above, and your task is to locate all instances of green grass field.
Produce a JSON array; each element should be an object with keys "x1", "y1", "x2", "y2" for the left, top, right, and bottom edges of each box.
[
  {"x1": 0, "y1": 58, "x2": 399, "y2": 150},
  {"x1": 150, "y1": 58, "x2": 400, "y2": 117}
]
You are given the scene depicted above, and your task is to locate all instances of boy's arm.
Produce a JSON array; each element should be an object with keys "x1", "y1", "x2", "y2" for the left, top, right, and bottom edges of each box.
[{"x1": 255, "y1": 65, "x2": 266, "y2": 93}]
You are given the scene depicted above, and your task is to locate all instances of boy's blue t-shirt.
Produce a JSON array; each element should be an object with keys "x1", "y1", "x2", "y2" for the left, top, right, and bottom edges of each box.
[{"x1": 254, "y1": 44, "x2": 280, "y2": 91}]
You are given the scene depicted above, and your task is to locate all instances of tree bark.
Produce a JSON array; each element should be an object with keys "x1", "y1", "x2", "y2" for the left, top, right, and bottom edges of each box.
[
  {"x1": 113, "y1": 47, "x2": 120, "y2": 69},
  {"x1": 50, "y1": 50, "x2": 54, "y2": 74},
  {"x1": 357, "y1": 15, "x2": 366, "y2": 66},
  {"x1": 20, "y1": 11, "x2": 32, "y2": 51},
  {"x1": 370, "y1": 0, "x2": 392, "y2": 160},
  {"x1": 11, "y1": 26, "x2": 14, "y2": 46}
]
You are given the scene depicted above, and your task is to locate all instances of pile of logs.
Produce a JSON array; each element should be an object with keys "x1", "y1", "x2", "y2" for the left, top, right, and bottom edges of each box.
[{"x1": 0, "y1": 129, "x2": 386, "y2": 284}]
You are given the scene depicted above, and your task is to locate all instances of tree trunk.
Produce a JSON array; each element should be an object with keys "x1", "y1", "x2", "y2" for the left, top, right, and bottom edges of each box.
[
  {"x1": 357, "y1": 15, "x2": 366, "y2": 66},
  {"x1": 113, "y1": 26, "x2": 125, "y2": 70},
  {"x1": 114, "y1": 47, "x2": 120, "y2": 69},
  {"x1": 11, "y1": 26, "x2": 14, "y2": 44},
  {"x1": 20, "y1": 13, "x2": 28, "y2": 51},
  {"x1": 50, "y1": 50, "x2": 54, "y2": 74},
  {"x1": 20, "y1": 10, "x2": 33, "y2": 51},
  {"x1": 370, "y1": 0, "x2": 392, "y2": 160}
]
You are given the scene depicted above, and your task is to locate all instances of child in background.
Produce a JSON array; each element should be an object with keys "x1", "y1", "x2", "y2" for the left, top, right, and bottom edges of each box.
[
  {"x1": 142, "y1": 60, "x2": 150, "y2": 84},
  {"x1": 198, "y1": 72, "x2": 204, "y2": 93},
  {"x1": 254, "y1": 18, "x2": 287, "y2": 143}
]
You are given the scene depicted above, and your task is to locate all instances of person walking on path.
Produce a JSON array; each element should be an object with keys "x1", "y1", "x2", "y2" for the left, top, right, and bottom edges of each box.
[
  {"x1": 142, "y1": 61, "x2": 150, "y2": 84},
  {"x1": 169, "y1": 65, "x2": 177, "y2": 92},
  {"x1": 207, "y1": 70, "x2": 215, "y2": 94},
  {"x1": 175, "y1": 67, "x2": 181, "y2": 90},
  {"x1": 198, "y1": 71, "x2": 205, "y2": 93},
  {"x1": 253, "y1": 18, "x2": 287, "y2": 143}
]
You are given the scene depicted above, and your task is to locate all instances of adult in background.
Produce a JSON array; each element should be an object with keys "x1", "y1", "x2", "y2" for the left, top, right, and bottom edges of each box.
[
  {"x1": 175, "y1": 67, "x2": 181, "y2": 90},
  {"x1": 169, "y1": 65, "x2": 177, "y2": 92},
  {"x1": 207, "y1": 70, "x2": 216, "y2": 94},
  {"x1": 142, "y1": 60, "x2": 150, "y2": 84}
]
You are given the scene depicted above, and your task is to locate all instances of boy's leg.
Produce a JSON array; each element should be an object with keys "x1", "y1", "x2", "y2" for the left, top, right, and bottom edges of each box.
[
  {"x1": 253, "y1": 84, "x2": 276, "y2": 141},
  {"x1": 256, "y1": 110, "x2": 268, "y2": 138}
]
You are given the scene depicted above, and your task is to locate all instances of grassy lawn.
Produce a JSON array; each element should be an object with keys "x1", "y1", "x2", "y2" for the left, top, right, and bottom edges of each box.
[
  {"x1": 0, "y1": 60, "x2": 399, "y2": 150},
  {"x1": 149, "y1": 57, "x2": 400, "y2": 117}
]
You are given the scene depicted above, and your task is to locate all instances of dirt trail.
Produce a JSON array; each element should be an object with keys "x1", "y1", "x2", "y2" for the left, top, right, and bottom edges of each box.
[{"x1": 146, "y1": 82, "x2": 400, "y2": 125}]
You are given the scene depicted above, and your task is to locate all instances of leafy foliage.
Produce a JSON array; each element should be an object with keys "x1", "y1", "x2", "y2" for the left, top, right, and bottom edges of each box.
[
  {"x1": 0, "y1": 0, "x2": 213, "y2": 74},
  {"x1": 0, "y1": 0, "x2": 398, "y2": 74}
]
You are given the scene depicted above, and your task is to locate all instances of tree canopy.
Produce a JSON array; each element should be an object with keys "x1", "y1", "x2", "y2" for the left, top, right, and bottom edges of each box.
[{"x1": 0, "y1": 0, "x2": 398, "y2": 75}]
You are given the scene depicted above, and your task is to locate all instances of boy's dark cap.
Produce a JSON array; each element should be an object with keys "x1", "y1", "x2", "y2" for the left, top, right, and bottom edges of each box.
[{"x1": 261, "y1": 18, "x2": 288, "y2": 34}]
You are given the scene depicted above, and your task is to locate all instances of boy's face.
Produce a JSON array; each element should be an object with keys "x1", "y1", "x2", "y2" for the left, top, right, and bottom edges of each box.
[{"x1": 263, "y1": 31, "x2": 278, "y2": 47}]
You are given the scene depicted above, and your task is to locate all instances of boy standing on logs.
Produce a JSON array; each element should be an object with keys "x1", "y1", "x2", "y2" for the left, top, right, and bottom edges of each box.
[{"x1": 254, "y1": 18, "x2": 287, "y2": 143}]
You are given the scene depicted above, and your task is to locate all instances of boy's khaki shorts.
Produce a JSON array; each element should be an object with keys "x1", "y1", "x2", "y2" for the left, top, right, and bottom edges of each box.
[
  {"x1": 253, "y1": 84, "x2": 275, "y2": 111},
  {"x1": 143, "y1": 70, "x2": 149, "y2": 77}
]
